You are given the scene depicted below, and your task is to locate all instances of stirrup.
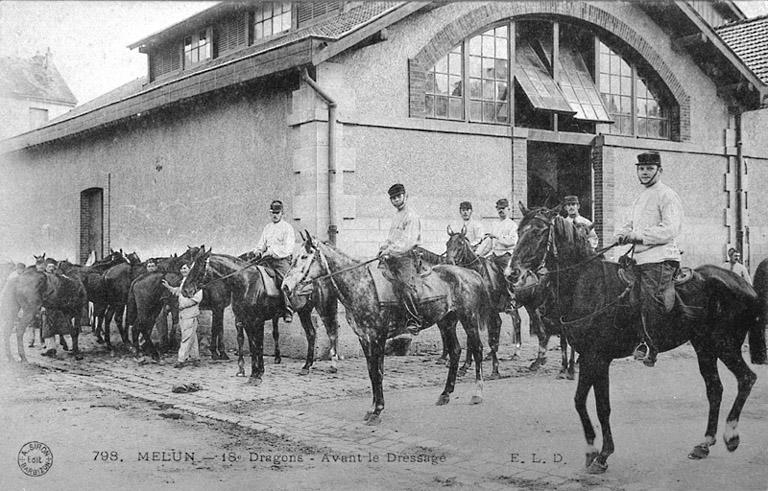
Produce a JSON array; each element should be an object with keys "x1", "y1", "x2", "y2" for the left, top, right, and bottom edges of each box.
[
  {"x1": 405, "y1": 321, "x2": 421, "y2": 336},
  {"x1": 632, "y1": 342, "x2": 649, "y2": 361}
]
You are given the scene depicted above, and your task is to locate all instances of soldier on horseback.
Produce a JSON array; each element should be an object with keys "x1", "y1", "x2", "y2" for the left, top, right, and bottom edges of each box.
[
  {"x1": 379, "y1": 183, "x2": 423, "y2": 335},
  {"x1": 457, "y1": 201, "x2": 484, "y2": 249},
  {"x1": 254, "y1": 200, "x2": 296, "y2": 323},
  {"x1": 563, "y1": 195, "x2": 598, "y2": 250},
  {"x1": 614, "y1": 151, "x2": 683, "y2": 367}
]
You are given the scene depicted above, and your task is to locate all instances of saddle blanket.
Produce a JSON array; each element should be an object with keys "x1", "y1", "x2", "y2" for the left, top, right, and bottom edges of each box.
[
  {"x1": 369, "y1": 264, "x2": 448, "y2": 306},
  {"x1": 255, "y1": 266, "x2": 280, "y2": 298}
]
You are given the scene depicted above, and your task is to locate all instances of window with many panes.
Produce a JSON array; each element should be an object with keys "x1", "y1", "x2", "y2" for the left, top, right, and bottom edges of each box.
[
  {"x1": 254, "y1": 2, "x2": 292, "y2": 41},
  {"x1": 184, "y1": 29, "x2": 211, "y2": 67},
  {"x1": 597, "y1": 41, "x2": 670, "y2": 139},
  {"x1": 422, "y1": 20, "x2": 674, "y2": 140}
]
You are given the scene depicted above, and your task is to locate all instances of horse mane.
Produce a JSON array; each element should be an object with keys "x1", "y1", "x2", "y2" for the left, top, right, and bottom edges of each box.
[{"x1": 415, "y1": 246, "x2": 445, "y2": 265}]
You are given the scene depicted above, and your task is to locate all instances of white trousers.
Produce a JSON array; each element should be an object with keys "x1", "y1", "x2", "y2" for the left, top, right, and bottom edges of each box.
[{"x1": 177, "y1": 316, "x2": 200, "y2": 363}]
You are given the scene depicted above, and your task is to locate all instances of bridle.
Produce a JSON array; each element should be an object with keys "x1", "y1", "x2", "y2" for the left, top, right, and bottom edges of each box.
[{"x1": 446, "y1": 234, "x2": 487, "y2": 267}]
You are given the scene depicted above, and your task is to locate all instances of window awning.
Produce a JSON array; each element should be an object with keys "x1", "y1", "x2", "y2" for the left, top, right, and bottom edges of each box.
[
  {"x1": 515, "y1": 42, "x2": 575, "y2": 115},
  {"x1": 558, "y1": 46, "x2": 613, "y2": 123}
]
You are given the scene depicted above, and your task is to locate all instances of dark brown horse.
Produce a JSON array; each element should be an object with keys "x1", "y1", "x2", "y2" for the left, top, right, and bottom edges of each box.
[
  {"x1": 100, "y1": 251, "x2": 144, "y2": 348},
  {"x1": 182, "y1": 247, "x2": 281, "y2": 383},
  {"x1": 507, "y1": 204, "x2": 767, "y2": 473},
  {"x1": 1, "y1": 266, "x2": 87, "y2": 362},
  {"x1": 240, "y1": 250, "x2": 342, "y2": 374},
  {"x1": 283, "y1": 235, "x2": 492, "y2": 425}
]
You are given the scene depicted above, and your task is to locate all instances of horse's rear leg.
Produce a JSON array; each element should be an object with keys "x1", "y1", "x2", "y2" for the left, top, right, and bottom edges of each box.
[
  {"x1": 271, "y1": 317, "x2": 281, "y2": 364},
  {"x1": 464, "y1": 318, "x2": 484, "y2": 405},
  {"x1": 210, "y1": 308, "x2": 227, "y2": 360},
  {"x1": 487, "y1": 314, "x2": 501, "y2": 379},
  {"x1": 113, "y1": 304, "x2": 129, "y2": 345},
  {"x1": 69, "y1": 318, "x2": 83, "y2": 361},
  {"x1": 246, "y1": 319, "x2": 265, "y2": 385},
  {"x1": 16, "y1": 310, "x2": 36, "y2": 363},
  {"x1": 436, "y1": 319, "x2": 460, "y2": 406},
  {"x1": 715, "y1": 347, "x2": 756, "y2": 454},
  {"x1": 235, "y1": 320, "x2": 246, "y2": 377},
  {"x1": 437, "y1": 325, "x2": 450, "y2": 364},
  {"x1": 458, "y1": 340, "x2": 472, "y2": 376},
  {"x1": 298, "y1": 309, "x2": 315, "y2": 375}
]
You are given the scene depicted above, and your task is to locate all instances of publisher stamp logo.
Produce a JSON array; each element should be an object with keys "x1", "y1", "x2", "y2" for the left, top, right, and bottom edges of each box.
[{"x1": 18, "y1": 441, "x2": 53, "y2": 477}]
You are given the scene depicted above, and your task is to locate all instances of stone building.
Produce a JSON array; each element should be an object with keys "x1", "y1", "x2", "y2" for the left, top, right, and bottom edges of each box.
[{"x1": 1, "y1": 1, "x2": 766, "y2": 270}]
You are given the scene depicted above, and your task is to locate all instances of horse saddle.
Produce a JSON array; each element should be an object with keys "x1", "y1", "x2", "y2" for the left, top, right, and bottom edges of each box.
[
  {"x1": 617, "y1": 265, "x2": 704, "y2": 320},
  {"x1": 255, "y1": 265, "x2": 281, "y2": 298},
  {"x1": 369, "y1": 264, "x2": 448, "y2": 307}
]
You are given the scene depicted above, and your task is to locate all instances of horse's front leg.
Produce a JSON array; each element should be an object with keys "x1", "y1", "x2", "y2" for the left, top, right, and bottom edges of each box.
[
  {"x1": 508, "y1": 307, "x2": 522, "y2": 358},
  {"x1": 319, "y1": 312, "x2": 340, "y2": 373},
  {"x1": 718, "y1": 350, "x2": 757, "y2": 454},
  {"x1": 298, "y1": 308, "x2": 315, "y2": 375},
  {"x1": 360, "y1": 334, "x2": 386, "y2": 425},
  {"x1": 574, "y1": 353, "x2": 599, "y2": 470},
  {"x1": 465, "y1": 317, "x2": 484, "y2": 405},
  {"x1": 246, "y1": 318, "x2": 265, "y2": 385},
  {"x1": 586, "y1": 355, "x2": 614, "y2": 474},
  {"x1": 271, "y1": 316, "x2": 281, "y2": 364},
  {"x1": 486, "y1": 313, "x2": 501, "y2": 379},
  {"x1": 437, "y1": 318, "x2": 460, "y2": 406},
  {"x1": 235, "y1": 319, "x2": 246, "y2": 377},
  {"x1": 527, "y1": 307, "x2": 549, "y2": 371},
  {"x1": 69, "y1": 317, "x2": 83, "y2": 360},
  {"x1": 211, "y1": 308, "x2": 227, "y2": 360},
  {"x1": 687, "y1": 342, "x2": 721, "y2": 458}
]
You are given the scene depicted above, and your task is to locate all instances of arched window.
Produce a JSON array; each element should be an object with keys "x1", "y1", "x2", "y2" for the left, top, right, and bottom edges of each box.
[{"x1": 421, "y1": 19, "x2": 676, "y2": 140}]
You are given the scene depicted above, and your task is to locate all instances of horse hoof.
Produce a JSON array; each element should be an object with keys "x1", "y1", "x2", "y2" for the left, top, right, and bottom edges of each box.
[
  {"x1": 487, "y1": 372, "x2": 501, "y2": 380},
  {"x1": 688, "y1": 444, "x2": 710, "y2": 459},
  {"x1": 436, "y1": 357, "x2": 447, "y2": 365},
  {"x1": 365, "y1": 414, "x2": 381, "y2": 426},
  {"x1": 725, "y1": 434, "x2": 740, "y2": 452},
  {"x1": 567, "y1": 372, "x2": 576, "y2": 381},
  {"x1": 274, "y1": 357, "x2": 282, "y2": 365},
  {"x1": 75, "y1": 354, "x2": 84, "y2": 361},
  {"x1": 299, "y1": 368, "x2": 310, "y2": 376},
  {"x1": 96, "y1": 338, "x2": 105, "y2": 344},
  {"x1": 328, "y1": 366, "x2": 337, "y2": 374},
  {"x1": 363, "y1": 411, "x2": 373, "y2": 422},
  {"x1": 436, "y1": 394, "x2": 450, "y2": 406},
  {"x1": 249, "y1": 377, "x2": 262, "y2": 386},
  {"x1": 235, "y1": 372, "x2": 246, "y2": 377},
  {"x1": 469, "y1": 395, "x2": 483, "y2": 405},
  {"x1": 586, "y1": 459, "x2": 608, "y2": 474},
  {"x1": 585, "y1": 451, "x2": 598, "y2": 468},
  {"x1": 458, "y1": 368, "x2": 468, "y2": 377}
]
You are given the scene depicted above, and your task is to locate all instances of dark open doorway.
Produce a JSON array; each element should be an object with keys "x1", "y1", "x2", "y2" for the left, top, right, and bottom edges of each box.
[{"x1": 526, "y1": 142, "x2": 592, "y2": 220}]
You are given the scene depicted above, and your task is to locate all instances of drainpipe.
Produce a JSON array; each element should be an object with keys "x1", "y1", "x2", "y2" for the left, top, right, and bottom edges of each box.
[
  {"x1": 734, "y1": 111, "x2": 745, "y2": 260},
  {"x1": 301, "y1": 68, "x2": 338, "y2": 246}
]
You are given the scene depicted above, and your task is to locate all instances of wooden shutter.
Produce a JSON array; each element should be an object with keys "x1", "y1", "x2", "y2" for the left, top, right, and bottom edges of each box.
[{"x1": 297, "y1": 1, "x2": 341, "y2": 28}]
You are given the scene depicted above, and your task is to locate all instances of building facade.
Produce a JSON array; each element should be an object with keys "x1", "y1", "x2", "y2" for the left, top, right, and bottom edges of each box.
[{"x1": 1, "y1": 1, "x2": 766, "y2": 269}]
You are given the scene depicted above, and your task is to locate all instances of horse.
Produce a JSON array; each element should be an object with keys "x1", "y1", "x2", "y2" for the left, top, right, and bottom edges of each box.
[
  {"x1": 124, "y1": 251, "x2": 194, "y2": 362},
  {"x1": 1, "y1": 264, "x2": 88, "y2": 362},
  {"x1": 506, "y1": 203, "x2": 767, "y2": 474},
  {"x1": 99, "y1": 251, "x2": 144, "y2": 348},
  {"x1": 444, "y1": 225, "x2": 577, "y2": 379},
  {"x1": 283, "y1": 234, "x2": 492, "y2": 425},
  {"x1": 182, "y1": 247, "x2": 282, "y2": 383},
  {"x1": 241, "y1": 250, "x2": 342, "y2": 374},
  {"x1": 56, "y1": 250, "x2": 129, "y2": 346}
]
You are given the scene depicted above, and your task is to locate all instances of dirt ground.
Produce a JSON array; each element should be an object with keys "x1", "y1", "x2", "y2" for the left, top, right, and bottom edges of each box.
[{"x1": 0, "y1": 363, "x2": 443, "y2": 491}]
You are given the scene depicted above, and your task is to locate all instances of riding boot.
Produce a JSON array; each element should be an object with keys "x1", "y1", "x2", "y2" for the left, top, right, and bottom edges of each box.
[
  {"x1": 282, "y1": 292, "x2": 293, "y2": 323},
  {"x1": 633, "y1": 312, "x2": 658, "y2": 367},
  {"x1": 403, "y1": 291, "x2": 422, "y2": 336}
]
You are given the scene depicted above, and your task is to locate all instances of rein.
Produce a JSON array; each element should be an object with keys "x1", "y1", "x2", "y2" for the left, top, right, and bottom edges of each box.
[
  {"x1": 307, "y1": 255, "x2": 381, "y2": 283},
  {"x1": 194, "y1": 254, "x2": 266, "y2": 288}
]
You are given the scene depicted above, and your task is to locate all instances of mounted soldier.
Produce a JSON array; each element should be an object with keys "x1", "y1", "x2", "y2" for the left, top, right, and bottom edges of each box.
[
  {"x1": 379, "y1": 183, "x2": 423, "y2": 335},
  {"x1": 614, "y1": 151, "x2": 683, "y2": 367},
  {"x1": 456, "y1": 201, "x2": 484, "y2": 250},
  {"x1": 563, "y1": 195, "x2": 598, "y2": 250},
  {"x1": 254, "y1": 200, "x2": 296, "y2": 323}
]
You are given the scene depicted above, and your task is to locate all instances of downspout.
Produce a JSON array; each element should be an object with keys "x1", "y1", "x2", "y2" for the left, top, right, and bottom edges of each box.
[
  {"x1": 300, "y1": 68, "x2": 338, "y2": 246},
  {"x1": 735, "y1": 111, "x2": 744, "y2": 257}
]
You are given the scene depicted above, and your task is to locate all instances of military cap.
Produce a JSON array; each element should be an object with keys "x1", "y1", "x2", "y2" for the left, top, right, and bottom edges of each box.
[
  {"x1": 563, "y1": 195, "x2": 580, "y2": 205},
  {"x1": 388, "y1": 183, "x2": 406, "y2": 198},
  {"x1": 495, "y1": 198, "x2": 509, "y2": 209},
  {"x1": 269, "y1": 200, "x2": 283, "y2": 213},
  {"x1": 459, "y1": 201, "x2": 473, "y2": 210},
  {"x1": 636, "y1": 151, "x2": 661, "y2": 166}
]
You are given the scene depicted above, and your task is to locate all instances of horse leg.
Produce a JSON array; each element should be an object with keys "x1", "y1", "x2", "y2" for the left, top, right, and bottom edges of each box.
[
  {"x1": 436, "y1": 318, "x2": 460, "y2": 406},
  {"x1": 586, "y1": 356, "x2": 614, "y2": 474},
  {"x1": 235, "y1": 319, "x2": 246, "y2": 377},
  {"x1": 487, "y1": 314, "x2": 501, "y2": 379},
  {"x1": 70, "y1": 317, "x2": 83, "y2": 361},
  {"x1": 509, "y1": 308, "x2": 522, "y2": 358},
  {"x1": 458, "y1": 337, "x2": 472, "y2": 377},
  {"x1": 437, "y1": 324, "x2": 450, "y2": 364},
  {"x1": 320, "y1": 312, "x2": 340, "y2": 373},
  {"x1": 59, "y1": 333, "x2": 69, "y2": 351},
  {"x1": 272, "y1": 317, "x2": 281, "y2": 364},
  {"x1": 211, "y1": 308, "x2": 226, "y2": 360},
  {"x1": 15, "y1": 309, "x2": 37, "y2": 363},
  {"x1": 246, "y1": 318, "x2": 265, "y2": 385},
  {"x1": 360, "y1": 334, "x2": 387, "y2": 425},
  {"x1": 465, "y1": 316, "x2": 484, "y2": 405},
  {"x1": 114, "y1": 304, "x2": 128, "y2": 345},
  {"x1": 718, "y1": 349, "x2": 757, "y2": 453},
  {"x1": 574, "y1": 353, "x2": 598, "y2": 470},
  {"x1": 528, "y1": 307, "x2": 548, "y2": 371},
  {"x1": 298, "y1": 308, "x2": 315, "y2": 375},
  {"x1": 567, "y1": 344, "x2": 577, "y2": 380},
  {"x1": 686, "y1": 341, "x2": 722, "y2": 459}
]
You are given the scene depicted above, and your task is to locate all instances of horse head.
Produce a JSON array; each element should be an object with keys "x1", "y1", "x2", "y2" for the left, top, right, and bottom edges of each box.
[
  {"x1": 182, "y1": 246, "x2": 210, "y2": 297},
  {"x1": 445, "y1": 225, "x2": 475, "y2": 266},
  {"x1": 126, "y1": 251, "x2": 142, "y2": 265},
  {"x1": 283, "y1": 231, "x2": 323, "y2": 308},
  {"x1": 507, "y1": 204, "x2": 558, "y2": 295}
]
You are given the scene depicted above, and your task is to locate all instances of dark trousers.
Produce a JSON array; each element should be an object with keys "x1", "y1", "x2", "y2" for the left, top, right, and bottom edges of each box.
[
  {"x1": 635, "y1": 260, "x2": 679, "y2": 349},
  {"x1": 262, "y1": 256, "x2": 293, "y2": 314},
  {"x1": 383, "y1": 254, "x2": 422, "y2": 326}
]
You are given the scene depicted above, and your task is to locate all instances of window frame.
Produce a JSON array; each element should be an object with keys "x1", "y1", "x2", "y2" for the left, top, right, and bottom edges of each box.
[
  {"x1": 253, "y1": 1, "x2": 293, "y2": 43},
  {"x1": 183, "y1": 27, "x2": 213, "y2": 69}
]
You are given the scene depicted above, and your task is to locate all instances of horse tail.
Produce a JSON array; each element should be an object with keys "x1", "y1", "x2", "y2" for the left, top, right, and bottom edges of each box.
[{"x1": 749, "y1": 259, "x2": 768, "y2": 364}]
